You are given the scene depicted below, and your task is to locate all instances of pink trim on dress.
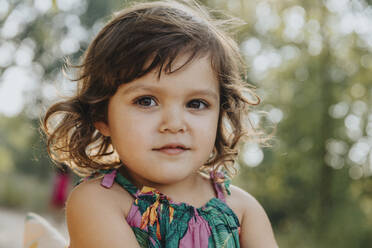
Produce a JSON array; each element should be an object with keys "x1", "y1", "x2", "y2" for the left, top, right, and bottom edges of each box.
[
  {"x1": 101, "y1": 169, "x2": 117, "y2": 188},
  {"x1": 210, "y1": 171, "x2": 226, "y2": 203},
  {"x1": 126, "y1": 205, "x2": 145, "y2": 230},
  {"x1": 179, "y1": 208, "x2": 211, "y2": 248}
]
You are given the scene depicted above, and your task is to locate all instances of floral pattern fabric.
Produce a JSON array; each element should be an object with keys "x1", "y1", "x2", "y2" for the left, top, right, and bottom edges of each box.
[{"x1": 99, "y1": 168, "x2": 241, "y2": 248}]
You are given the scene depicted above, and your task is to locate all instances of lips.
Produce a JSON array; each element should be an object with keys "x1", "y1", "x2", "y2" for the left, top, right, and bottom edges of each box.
[
  {"x1": 154, "y1": 143, "x2": 190, "y2": 150},
  {"x1": 153, "y1": 143, "x2": 190, "y2": 155}
]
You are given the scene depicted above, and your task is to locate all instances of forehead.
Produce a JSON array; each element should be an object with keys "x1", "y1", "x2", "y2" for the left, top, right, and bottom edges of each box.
[{"x1": 118, "y1": 54, "x2": 219, "y2": 98}]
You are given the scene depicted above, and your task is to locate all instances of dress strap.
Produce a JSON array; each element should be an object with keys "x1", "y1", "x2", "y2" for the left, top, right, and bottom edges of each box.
[
  {"x1": 101, "y1": 169, "x2": 117, "y2": 188},
  {"x1": 100, "y1": 169, "x2": 233, "y2": 203},
  {"x1": 210, "y1": 171, "x2": 231, "y2": 203},
  {"x1": 99, "y1": 168, "x2": 139, "y2": 196},
  {"x1": 115, "y1": 170, "x2": 139, "y2": 196},
  {"x1": 214, "y1": 182, "x2": 226, "y2": 203}
]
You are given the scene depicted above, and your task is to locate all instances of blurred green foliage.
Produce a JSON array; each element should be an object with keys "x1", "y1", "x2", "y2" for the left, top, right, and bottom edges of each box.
[{"x1": 0, "y1": 0, "x2": 371, "y2": 247}]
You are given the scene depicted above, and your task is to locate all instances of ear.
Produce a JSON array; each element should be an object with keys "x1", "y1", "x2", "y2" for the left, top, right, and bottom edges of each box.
[{"x1": 94, "y1": 122, "x2": 111, "y2": 137}]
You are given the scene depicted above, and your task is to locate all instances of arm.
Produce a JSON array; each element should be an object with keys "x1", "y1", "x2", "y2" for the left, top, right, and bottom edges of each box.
[
  {"x1": 66, "y1": 180, "x2": 141, "y2": 248},
  {"x1": 229, "y1": 186, "x2": 278, "y2": 248}
]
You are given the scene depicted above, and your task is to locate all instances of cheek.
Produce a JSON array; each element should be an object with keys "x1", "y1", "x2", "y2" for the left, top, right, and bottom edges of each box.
[
  {"x1": 116, "y1": 122, "x2": 152, "y2": 146},
  {"x1": 108, "y1": 114, "x2": 153, "y2": 147},
  {"x1": 193, "y1": 114, "x2": 219, "y2": 142}
]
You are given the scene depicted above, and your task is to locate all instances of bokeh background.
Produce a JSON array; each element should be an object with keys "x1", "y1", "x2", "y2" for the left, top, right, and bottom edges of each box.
[{"x1": 1, "y1": 0, "x2": 372, "y2": 247}]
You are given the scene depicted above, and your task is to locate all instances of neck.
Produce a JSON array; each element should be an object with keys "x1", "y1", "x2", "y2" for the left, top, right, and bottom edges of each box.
[{"x1": 117, "y1": 165, "x2": 206, "y2": 202}]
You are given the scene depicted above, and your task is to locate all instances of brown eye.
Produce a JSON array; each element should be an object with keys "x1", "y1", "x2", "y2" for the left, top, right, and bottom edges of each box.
[
  {"x1": 187, "y1": 99, "x2": 209, "y2": 109},
  {"x1": 134, "y1": 96, "x2": 157, "y2": 107}
]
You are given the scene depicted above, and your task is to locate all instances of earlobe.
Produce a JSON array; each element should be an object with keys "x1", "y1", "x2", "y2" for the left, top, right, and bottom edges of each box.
[{"x1": 94, "y1": 122, "x2": 111, "y2": 137}]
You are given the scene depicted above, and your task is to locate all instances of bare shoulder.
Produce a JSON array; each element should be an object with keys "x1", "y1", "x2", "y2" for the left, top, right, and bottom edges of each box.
[
  {"x1": 226, "y1": 185, "x2": 279, "y2": 248},
  {"x1": 225, "y1": 185, "x2": 259, "y2": 221},
  {"x1": 66, "y1": 178, "x2": 140, "y2": 248},
  {"x1": 67, "y1": 177, "x2": 133, "y2": 212}
]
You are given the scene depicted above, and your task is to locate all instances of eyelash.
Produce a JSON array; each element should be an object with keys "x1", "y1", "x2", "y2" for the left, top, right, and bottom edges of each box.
[{"x1": 133, "y1": 96, "x2": 210, "y2": 109}]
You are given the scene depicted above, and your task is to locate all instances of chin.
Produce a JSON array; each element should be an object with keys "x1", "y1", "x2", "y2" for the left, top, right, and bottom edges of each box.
[{"x1": 149, "y1": 170, "x2": 193, "y2": 185}]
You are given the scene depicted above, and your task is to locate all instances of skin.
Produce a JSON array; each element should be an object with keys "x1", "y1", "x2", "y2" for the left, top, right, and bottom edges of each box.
[
  {"x1": 95, "y1": 54, "x2": 220, "y2": 197},
  {"x1": 66, "y1": 54, "x2": 278, "y2": 248}
]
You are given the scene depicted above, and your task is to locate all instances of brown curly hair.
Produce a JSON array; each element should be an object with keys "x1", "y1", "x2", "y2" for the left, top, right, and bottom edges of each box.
[{"x1": 42, "y1": 0, "x2": 262, "y2": 177}]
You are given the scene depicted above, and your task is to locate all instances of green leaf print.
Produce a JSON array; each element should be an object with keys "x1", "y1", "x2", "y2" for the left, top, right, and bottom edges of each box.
[{"x1": 132, "y1": 227, "x2": 150, "y2": 248}]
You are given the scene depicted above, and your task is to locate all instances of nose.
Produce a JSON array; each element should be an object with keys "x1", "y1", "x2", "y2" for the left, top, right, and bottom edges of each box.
[{"x1": 159, "y1": 106, "x2": 187, "y2": 133}]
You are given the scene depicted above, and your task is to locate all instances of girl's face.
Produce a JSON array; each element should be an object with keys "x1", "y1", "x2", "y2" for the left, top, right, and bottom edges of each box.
[{"x1": 96, "y1": 54, "x2": 220, "y2": 186}]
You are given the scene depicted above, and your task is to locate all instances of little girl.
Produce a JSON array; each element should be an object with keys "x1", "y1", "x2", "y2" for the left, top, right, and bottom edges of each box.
[{"x1": 42, "y1": 1, "x2": 278, "y2": 247}]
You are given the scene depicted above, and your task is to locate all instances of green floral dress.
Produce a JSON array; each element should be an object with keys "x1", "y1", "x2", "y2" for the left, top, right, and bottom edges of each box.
[{"x1": 86, "y1": 168, "x2": 240, "y2": 247}]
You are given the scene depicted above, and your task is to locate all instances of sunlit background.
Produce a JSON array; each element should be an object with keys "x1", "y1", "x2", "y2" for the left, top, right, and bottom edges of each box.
[{"x1": 0, "y1": 0, "x2": 372, "y2": 247}]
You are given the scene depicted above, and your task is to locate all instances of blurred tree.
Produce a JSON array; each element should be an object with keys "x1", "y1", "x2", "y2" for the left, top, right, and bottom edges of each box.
[
  {"x1": 203, "y1": 0, "x2": 372, "y2": 247},
  {"x1": 0, "y1": 0, "x2": 123, "y2": 210}
]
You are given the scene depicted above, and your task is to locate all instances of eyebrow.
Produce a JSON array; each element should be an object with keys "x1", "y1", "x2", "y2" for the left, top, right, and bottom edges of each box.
[{"x1": 121, "y1": 84, "x2": 219, "y2": 101}]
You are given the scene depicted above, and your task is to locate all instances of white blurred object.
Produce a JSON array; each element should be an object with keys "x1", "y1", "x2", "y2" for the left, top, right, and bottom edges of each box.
[{"x1": 23, "y1": 212, "x2": 68, "y2": 248}]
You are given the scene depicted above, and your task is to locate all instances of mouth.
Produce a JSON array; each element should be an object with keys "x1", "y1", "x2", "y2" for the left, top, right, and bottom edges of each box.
[{"x1": 153, "y1": 143, "x2": 190, "y2": 155}]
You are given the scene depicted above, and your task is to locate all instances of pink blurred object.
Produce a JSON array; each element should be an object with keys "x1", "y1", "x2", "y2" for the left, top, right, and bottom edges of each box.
[{"x1": 51, "y1": 173, "x2": 69, "y2": 208}]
